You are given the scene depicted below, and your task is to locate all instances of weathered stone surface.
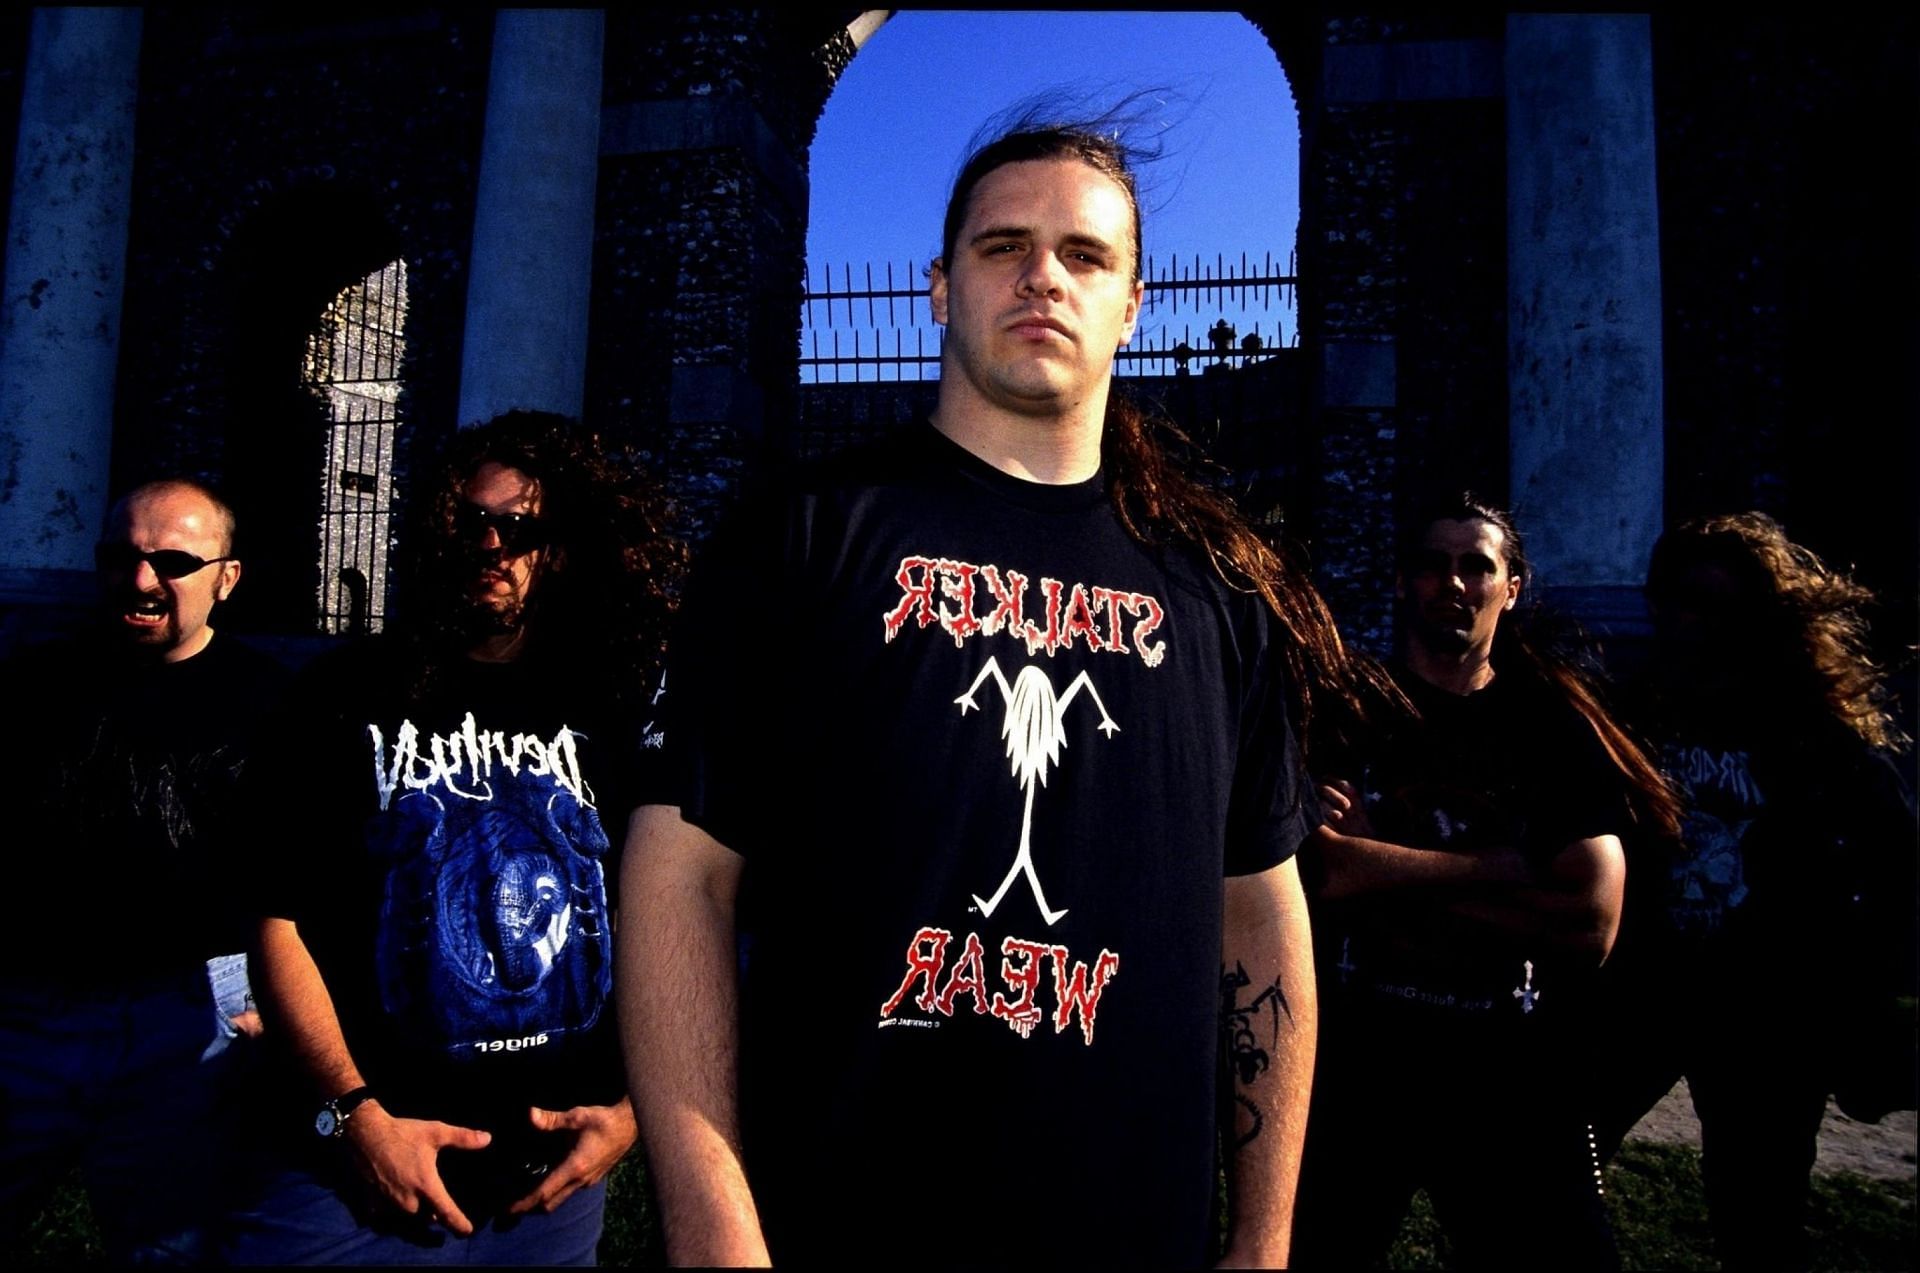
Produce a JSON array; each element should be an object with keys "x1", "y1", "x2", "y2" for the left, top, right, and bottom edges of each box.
[{"x1": 0, "y1": 9, "x2": 1899, "y2": 680}]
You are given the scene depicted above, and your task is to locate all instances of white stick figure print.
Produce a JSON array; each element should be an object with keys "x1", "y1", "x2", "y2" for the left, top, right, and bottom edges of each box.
[{"x1": 954, "y1": 656, "x2": 1119, "y2": 925}]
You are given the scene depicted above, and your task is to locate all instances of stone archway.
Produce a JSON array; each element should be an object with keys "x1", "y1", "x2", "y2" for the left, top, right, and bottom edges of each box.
[{"x1": 207, "y1": 179, "x2": 405, "y2": 632}]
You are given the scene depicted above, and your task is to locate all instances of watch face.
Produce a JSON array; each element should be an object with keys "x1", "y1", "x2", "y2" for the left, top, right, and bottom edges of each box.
[{"x1": 316, "y1": 1107, "x2": 339, "y2": 1138}]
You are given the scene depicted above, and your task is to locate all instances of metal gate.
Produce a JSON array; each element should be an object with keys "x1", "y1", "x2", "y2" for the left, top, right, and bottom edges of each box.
[{"x1": 306, "y1": 258, "x2": 407, "y2": 635}]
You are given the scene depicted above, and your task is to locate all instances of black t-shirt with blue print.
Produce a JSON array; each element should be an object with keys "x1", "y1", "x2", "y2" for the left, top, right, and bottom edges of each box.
[{"x1": 255, "y1": 638, "x2": 653, "y2": 1194}]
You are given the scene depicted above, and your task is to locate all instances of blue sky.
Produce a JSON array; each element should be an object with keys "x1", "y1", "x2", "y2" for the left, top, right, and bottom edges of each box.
[{"x1": 803, "y1": 11, "x2": 1302, "y2": 362}]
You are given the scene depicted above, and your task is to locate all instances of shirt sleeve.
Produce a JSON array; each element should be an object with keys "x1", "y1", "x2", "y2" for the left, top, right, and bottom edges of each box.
[
  {"x1": 648, "y1": 486, "x2": 804, "y2": 857},
  {"x1": 1222, "y1": 604, "x2": 1323, "y2": 877},
  {"x1": 241, "y1": 659, "x2": 339, "y2": 925},
  {"x1": 1522, "y1": 696, "x2": 1633, "y2": 859},
  {"x1": 198, "y1": 643, "x2": 296, "y2": 951},
  {"x1": 240, "y1": 645, "x2": 374, "y2": 926}
]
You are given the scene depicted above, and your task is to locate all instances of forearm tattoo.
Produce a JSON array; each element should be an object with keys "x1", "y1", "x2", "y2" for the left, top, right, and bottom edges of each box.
[{"x1": 1220, "y1": 961, "x2": 1292, "y2": 1148}]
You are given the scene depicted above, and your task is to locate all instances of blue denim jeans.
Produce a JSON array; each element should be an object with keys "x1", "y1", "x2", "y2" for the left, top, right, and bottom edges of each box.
[
  {"x1": 222, "y1": 1158, "x2": 606, "y2": 1267},
  {"x1": 0, "y1": 969, "x2": 242, "y2": 1264}
]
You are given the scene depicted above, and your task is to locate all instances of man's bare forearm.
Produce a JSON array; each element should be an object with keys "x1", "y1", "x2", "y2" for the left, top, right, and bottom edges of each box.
[
  {"x1": 255, "y1": 916, "x2": 365, "y2": 1099},
  {"x1": 1219, "y1": 858, "x2": 1317, "y2": 1268},
  {"x1": 255, "y1": 918, "x2": 492, "y2": 1232},
  {"x1": 1440, "y1": 834, "x2": 1627, "y2": 961},
  {"x1": 615, "y1": 805, "x2": 770, "y2": 1267},
  {"x1": 1312, "y1": 826, "x2": 1531, "y2": 901}
]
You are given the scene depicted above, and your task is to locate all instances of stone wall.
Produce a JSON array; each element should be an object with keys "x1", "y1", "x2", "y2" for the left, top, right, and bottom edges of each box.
[
  {"x1": 111, "y1": 10, "x2": 491, "y2": 631},
  {"x1": 592, "y1": 11, "x2": 857, "y2": 540},
  {"x1": 1653, "y1": 14, "x2": 1916, "y2": 660},
  {"x1": 1285, "y1": 13, "x2": 1508, "y2": 652},
  {"x1": 0, "y1": 8, "x2": 1903, "y2": 666},
  {"x1": 0, "y1": 9, "x2": 27, "y2": 252}
]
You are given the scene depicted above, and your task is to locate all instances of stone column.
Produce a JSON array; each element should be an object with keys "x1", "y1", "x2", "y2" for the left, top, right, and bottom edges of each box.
[
  {"x1": 0, "y1": 8, "x2": 143, "y2": 602},
  {"x1": 592, "y1": 10, "x2": 835, "y2": 538},
  {"x1": 1507, "y1": 13, "x2": 1664, "y2": 634},
  {"x1": 456, "y1": 8, "x2": 604, "y2": 428}
]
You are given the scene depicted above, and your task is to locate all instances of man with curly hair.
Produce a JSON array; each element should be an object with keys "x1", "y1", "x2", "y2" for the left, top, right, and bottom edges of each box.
[
  {"x1": 1595, "y1": 511, "x2": 1914, "y2": 1271},
  {"x1": 229, "y1": 411, "x2": 681, "y2": 1265}
]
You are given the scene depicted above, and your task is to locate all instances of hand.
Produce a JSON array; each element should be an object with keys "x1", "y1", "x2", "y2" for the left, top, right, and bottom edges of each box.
[
  {"x1": 507, "y1": 1098, "x2": 638, "y2": 1215},
  {"x1": 230, "y1": 1009, "x2": 265, "y2": 1038},
  {"x1": 342, "y1": 1102, "x2": 492, "y2": 1235},
  {"x1": 1316, "y1": 778, "x2": 1375, "y2": 839}
]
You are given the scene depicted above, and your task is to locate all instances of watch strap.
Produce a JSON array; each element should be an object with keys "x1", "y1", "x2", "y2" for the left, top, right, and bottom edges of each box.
[
  {"x1": 333, "y1": 1086, "x2": 375, "y2": 1119},
  {"x1": 318, "y1": 1085, "x2": 376, "y2": 1138}
]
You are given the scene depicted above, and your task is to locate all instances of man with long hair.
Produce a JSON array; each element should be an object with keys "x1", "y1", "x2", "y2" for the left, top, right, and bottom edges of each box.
[
  {"x1": 619, "y1": 105, "x2": 1363, "y2": 1266},
  {"x1": 232, "y1": 411, "x2": 681, "y2": 1264},
  {"x1": 1294, "y1": 493, "x2": 1681, "y2": 1269},
  {"x1": 1595, "y1": 511, "x2": 1914, "y2": 1270}
]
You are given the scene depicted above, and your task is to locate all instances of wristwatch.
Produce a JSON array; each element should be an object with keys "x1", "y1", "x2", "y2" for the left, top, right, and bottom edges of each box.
[{"x1": 315, "y1": 1086, "x2": 375, "y2": 1139}]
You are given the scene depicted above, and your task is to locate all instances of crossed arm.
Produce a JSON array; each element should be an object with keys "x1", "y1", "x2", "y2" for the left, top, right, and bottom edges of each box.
[
  {"x1": 253, "y1": 917, "x2": 636, "y2": 1235},
  {"x1": 1311, "y1": 779, "x2": 1627, "y2": 962}
]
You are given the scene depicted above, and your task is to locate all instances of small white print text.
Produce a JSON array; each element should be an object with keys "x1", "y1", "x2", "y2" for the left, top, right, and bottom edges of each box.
[{"x1": 471, "y1": 1033, "x2": 551, "y2": 1053}]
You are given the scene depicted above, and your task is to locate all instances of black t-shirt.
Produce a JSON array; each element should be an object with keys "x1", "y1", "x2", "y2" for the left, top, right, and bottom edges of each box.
[
  {"x1": 1648, "y1": 725, "x2": 1770, "y2": 945},
  {"x1": 1619, "y1": 704, "x2": 1915, "y2": 985},
  {"x1": 1, "y1": 630, "x2": 290, "y2": 990},
  {"x1": 656, "y1": 425, "x2": 1314, "y2": 1267},
  {"x1": 1313, "y1": 663, "x2": 1629, "y2": 1011},
  {"x1": 254, "y1": 639, "x2": 651, "y2": 1168}
]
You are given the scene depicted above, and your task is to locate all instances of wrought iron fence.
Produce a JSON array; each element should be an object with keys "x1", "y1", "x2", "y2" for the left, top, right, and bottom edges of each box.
[
  {"x1": 800, "y1": 252, "x2": 1297, "y2": 383},
  {"x1": 306, "y1": 258, "x2": 407, "y2": 635}
]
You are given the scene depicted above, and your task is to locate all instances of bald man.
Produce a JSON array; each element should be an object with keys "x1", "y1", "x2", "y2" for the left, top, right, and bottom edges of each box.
[{"x1": 0, "y1": 478, "x2": 289, "y2": 1262}]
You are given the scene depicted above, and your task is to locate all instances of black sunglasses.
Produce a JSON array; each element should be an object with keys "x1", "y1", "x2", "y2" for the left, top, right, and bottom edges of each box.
[
  {"x1": 456, "y1": 503, "x2": 548, "y2": 557},
  {"x1": 95, "y1": 543, "x2": 236, "y2": 580}
]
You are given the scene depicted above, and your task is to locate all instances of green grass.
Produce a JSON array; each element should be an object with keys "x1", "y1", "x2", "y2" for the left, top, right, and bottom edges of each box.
[
  {"x1": 1803, "y1": 1167, "x2": 1920, "y2": 1273},
  {"x1": 16, "y1": 1141, "x2": 1916, "y2": 1268},
  {"x1": 599, "y1": 1151, "x2": 662, "y2": 1266},
  {"x1": 5, "y1": 1173, "x2": 106, "y2": 1267},
  {"x1": 1602, "y1": 1141, "x2": 1722, "y2": 1271},
  {"x1": 1382, "y1": 1142, "x2": 1916, "y2": 1272}
]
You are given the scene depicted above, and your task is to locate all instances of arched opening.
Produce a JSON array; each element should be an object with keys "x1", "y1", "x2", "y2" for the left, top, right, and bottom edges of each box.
[
  {"x1": 796, "y1": 10, "x2": 1304, "y2": 518},
  {"x1": 214, "y1": 182, "x2": 404, "y2": 634},
  {"x1": 305, "y1": 257, "x2": 408, "y2": 634}
]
